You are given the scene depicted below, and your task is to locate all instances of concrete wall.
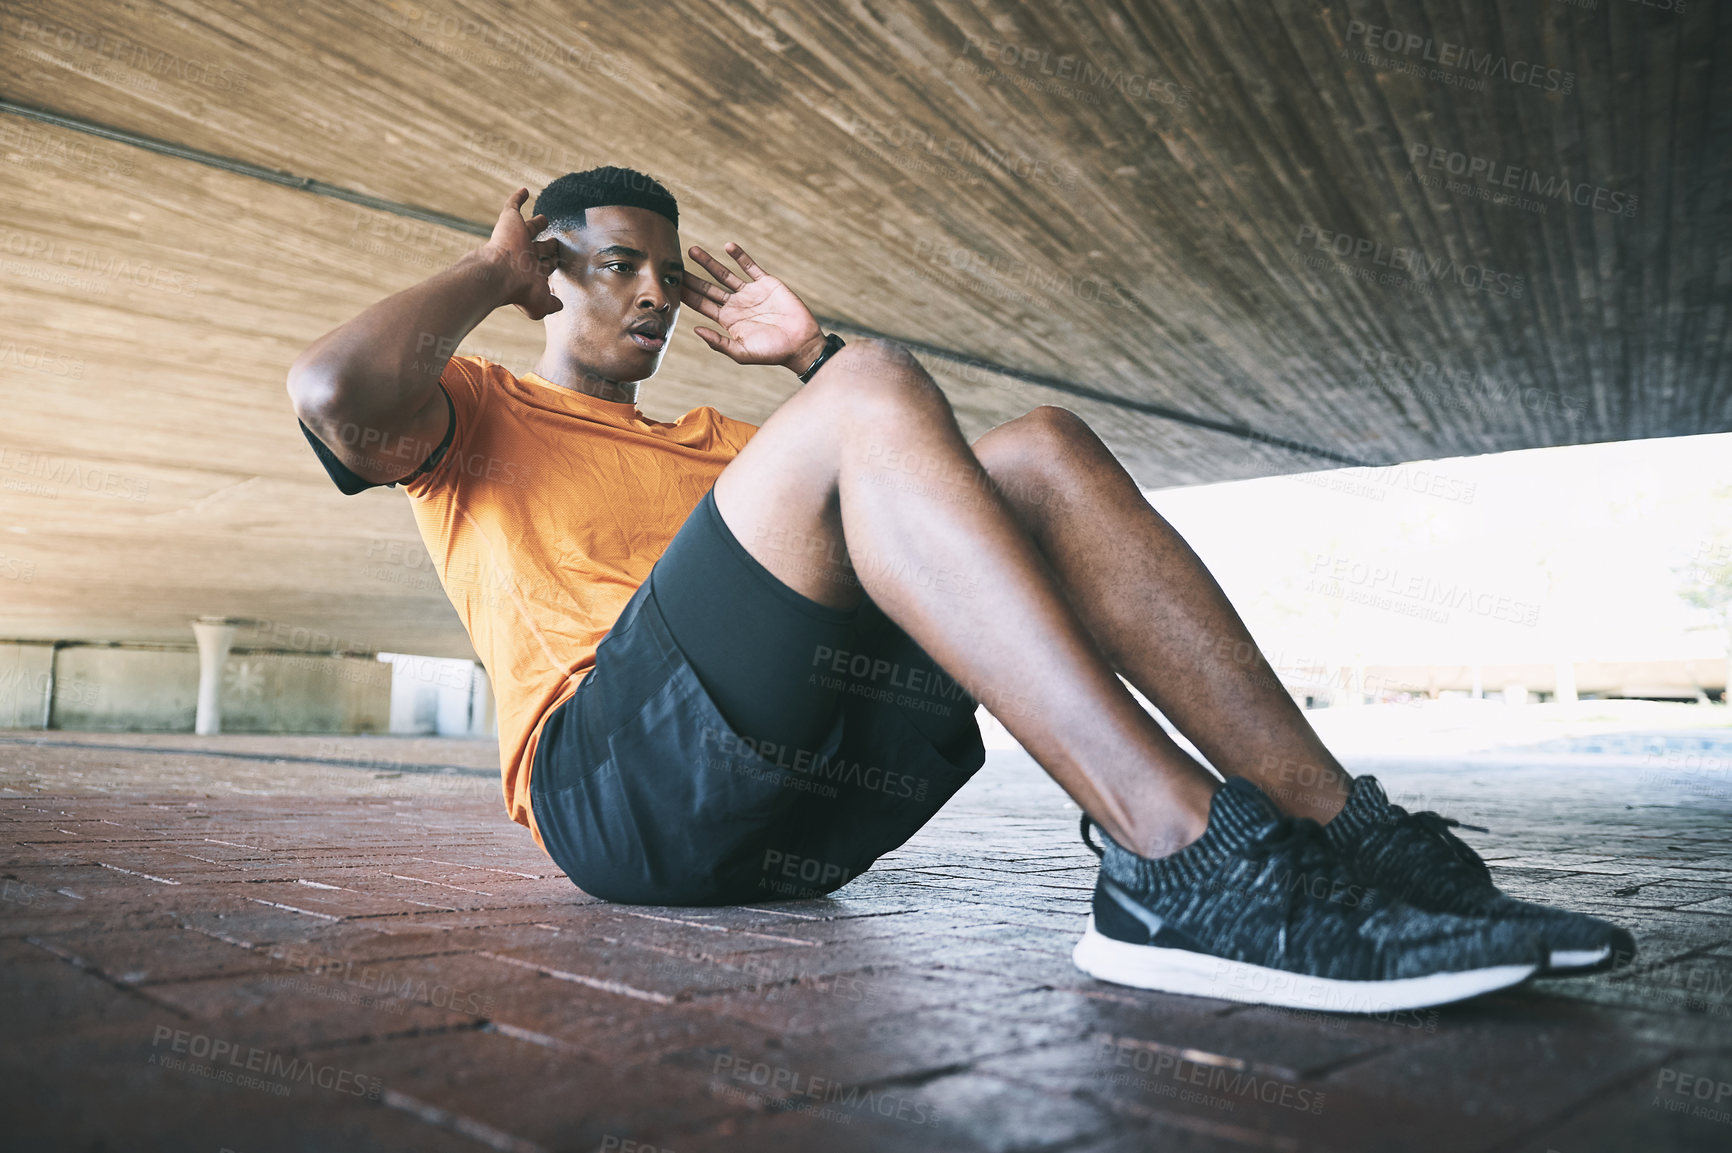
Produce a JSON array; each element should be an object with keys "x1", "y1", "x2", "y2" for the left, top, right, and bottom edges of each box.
[
  {"x1": 2, "y1": 643, "x2": 392, "y2": 733},
  {"x1": 214, "y1": 651, "x2": 392, "y2": 734},
  {"x1": 384, "y1": 653, "x2": 495, "y2": 736},
  {"x1": 51, "y1": 647, "x2": 196, "y2": 731},
  {"x1": 0, "y1": 642, "x2": 54, "y2": 727}
]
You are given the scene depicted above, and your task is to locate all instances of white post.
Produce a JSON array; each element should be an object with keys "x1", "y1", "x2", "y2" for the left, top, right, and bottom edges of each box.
[
  {"x1": 1343, "y1": 659, "x2": 1366, "y2": 707},
  {"x1": 468, "y1": 665, "x2": 493, "y2": 736},
  {"x1": 1555, "y1": 660, "x2": 1578, "y2": 706},
  {"x1": 1723, "y1": 617, "x2": 1732, "y2": 708},
  {"x1": 191, "y1": 617, "x2": 237, "y2": 735}
]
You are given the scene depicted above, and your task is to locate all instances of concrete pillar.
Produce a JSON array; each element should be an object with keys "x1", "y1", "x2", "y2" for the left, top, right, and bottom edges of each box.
[
  {"x1": 1470, "y1": 663, "x2": 1483, "y2": 700},
  {"x1": 191, "y1": 617, "x2": 237, "y2": 735},
  {"x1": 468, "y1": 665, "x2": 494, "y2": 737},
  {"x1": 1343, "y1": 660, "x2": 1366, "y2": 707},
  {"x1": 42, "y1": 641, "x2": 59, "y2": 729},
  {"x1": 1554, "y1": 660, "x2": 1578, "y2": 706},
  {"x1": 1723, "y1": 621, "x2": 1732, "y2": 707}
]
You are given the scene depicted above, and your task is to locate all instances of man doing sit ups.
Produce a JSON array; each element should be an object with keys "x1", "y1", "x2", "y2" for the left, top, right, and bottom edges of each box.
[{"x1": 288, "y1": 168, "x2": 1631, "y2": 1012}]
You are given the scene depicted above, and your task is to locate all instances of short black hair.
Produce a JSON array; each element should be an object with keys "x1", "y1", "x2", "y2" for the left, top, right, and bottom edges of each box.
[{"x1": 534, "y1": 167, "x2": 679, "y2": 232}]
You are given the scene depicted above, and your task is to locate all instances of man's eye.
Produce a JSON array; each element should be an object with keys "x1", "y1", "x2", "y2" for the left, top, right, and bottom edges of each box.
[{"x1": 607, "y1": 262, "x2": 631, "y2": 273}]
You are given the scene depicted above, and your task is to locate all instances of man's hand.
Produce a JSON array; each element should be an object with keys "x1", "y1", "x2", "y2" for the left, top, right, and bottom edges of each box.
[
  {"x1": 477, "y1": 189, "x2": 563, "y2": 321},
  {"x1": 681, "y1": 242, "x2": 825, "y2": 373}
]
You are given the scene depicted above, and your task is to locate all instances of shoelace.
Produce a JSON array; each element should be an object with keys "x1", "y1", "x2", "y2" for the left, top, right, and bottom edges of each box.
[
  {"x1": 1392, "y1": 806, "x2": 1492, "y2": 880},
  {"x1": 1242, "y1": 815, "x2": 1345, "y2": 964}
]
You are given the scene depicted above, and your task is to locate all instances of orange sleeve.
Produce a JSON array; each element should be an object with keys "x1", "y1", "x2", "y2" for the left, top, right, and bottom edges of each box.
[{"x1": 404, "y1": 356, "x2": 489, "y2": 497}]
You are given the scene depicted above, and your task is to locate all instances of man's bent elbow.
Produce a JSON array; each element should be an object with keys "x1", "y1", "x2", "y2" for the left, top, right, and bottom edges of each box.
[{"x1": 285, "y1": 359, "x2": 343, "y2": 430}]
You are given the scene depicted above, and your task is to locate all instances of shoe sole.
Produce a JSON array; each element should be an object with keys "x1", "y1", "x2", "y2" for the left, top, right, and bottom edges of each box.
[
  {"x1": 1541, "y1": 945, "x2": 1613, "y2": 976},
  {"x1": 1073, "y1": 917, "x2": 1537, "y2": 1012}
]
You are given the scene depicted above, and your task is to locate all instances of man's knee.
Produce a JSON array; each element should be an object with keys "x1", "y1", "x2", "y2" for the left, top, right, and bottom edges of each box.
[
  {"x1": 977, "y1": 405, "x2": 1096, "y2": 473},
  {"x1": 809, "y1": 338, "x2": 947, "y2": 422},
  {"x1": 1017, "y1": 404, "x2": 1094, "y2": 446}
]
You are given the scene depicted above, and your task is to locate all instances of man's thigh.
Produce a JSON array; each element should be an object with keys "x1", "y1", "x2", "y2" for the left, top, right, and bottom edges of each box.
[
  {"x1": 710, "y1": 337, "x2": 960, "y2": 611},
  {"x1": 711, "y1": 371, "x2": 858, "y2": 611},
  {"x1": 652, "y1": 487, "x2": 857, "y2": 755}
]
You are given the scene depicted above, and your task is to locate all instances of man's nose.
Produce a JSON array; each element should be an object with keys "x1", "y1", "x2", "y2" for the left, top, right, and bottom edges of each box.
[{"x1": 638, "y1": 277, "x2": 672, "y2": 313}]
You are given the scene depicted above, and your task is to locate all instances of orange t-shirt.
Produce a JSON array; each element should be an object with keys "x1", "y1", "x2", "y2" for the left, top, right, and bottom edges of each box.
[{"x1": 402, "y1": 356, "x2": 758, "y2": 849}]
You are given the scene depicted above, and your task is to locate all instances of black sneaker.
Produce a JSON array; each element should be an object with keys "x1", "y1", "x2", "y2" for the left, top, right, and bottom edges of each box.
[
  {"x1": 1072, "y1": 779, "x2": 1544, "y2": 1011},
  {"x1": 1323, "y1": 775, "x2": 1635, "y2": 975}
]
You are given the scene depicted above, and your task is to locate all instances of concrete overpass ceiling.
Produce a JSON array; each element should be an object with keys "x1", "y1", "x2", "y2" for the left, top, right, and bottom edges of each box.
[{"x1": 1, "y1": 1, "x2": 1726, "y2": 656}]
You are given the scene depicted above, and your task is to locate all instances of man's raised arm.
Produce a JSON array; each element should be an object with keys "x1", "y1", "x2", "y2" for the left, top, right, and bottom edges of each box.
[{"x1": 286, "y1": 189, "x2": 561, "y2": 484}]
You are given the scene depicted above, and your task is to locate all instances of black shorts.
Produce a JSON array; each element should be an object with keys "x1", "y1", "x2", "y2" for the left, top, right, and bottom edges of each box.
[{"x1": 530, "y1": 489, "x2": 985, "y2": 906}]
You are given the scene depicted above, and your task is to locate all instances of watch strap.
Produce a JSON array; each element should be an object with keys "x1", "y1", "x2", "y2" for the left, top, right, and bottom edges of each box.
[{"x1": 798, "y1": 333, "x2": 847, "y2": 383}]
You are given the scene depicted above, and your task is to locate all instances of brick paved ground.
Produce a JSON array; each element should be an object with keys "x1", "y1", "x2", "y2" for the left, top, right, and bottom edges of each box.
[{"x1": 3, "y1": 727, "x2": 1731, "y2": 1153}]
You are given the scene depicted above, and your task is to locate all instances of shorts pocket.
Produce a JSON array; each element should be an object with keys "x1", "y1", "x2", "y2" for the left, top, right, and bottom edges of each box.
[
  {"x1": 540, "y1": 630, "x2": 850, "y2": 907},
  {"x1": 783, "y1": 696, "x2": 985, "y2": 889}
]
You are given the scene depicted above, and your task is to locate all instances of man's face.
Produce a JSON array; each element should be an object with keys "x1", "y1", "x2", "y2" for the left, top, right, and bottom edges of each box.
[{"x1": 542, "y1": 205, "x2": 683, "y2": 384}]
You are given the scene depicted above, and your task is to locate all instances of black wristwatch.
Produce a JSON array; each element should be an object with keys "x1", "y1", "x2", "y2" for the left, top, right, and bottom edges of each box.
[{"x1": 797, "y1": 333, "x2": 846, "y2": 383}]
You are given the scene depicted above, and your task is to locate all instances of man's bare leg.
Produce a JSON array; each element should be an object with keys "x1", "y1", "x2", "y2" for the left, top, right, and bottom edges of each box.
[
  {"x1": 970, "y1": 406, "x2": 1352, "y2": 823},
  {"x1": 711, "y1": 340, "x2": 1219, "y2": 859}
]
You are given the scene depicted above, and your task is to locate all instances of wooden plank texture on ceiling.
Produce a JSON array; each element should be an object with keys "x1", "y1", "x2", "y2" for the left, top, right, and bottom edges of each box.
[{"x1": 1, "y1": 0, "x2": 1727, "y2": 650}]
